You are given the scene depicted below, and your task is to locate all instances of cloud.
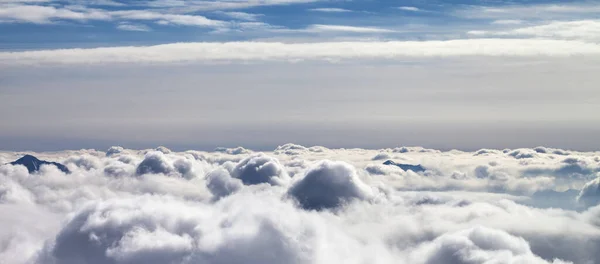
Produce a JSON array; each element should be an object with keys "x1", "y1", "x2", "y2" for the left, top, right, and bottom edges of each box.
[
  {"x1": 508, "y1": 149, "x2": 538, "y2": 159},
  {"x1": 306, "y1": 24, "x2": 395, "y2": 33},
  {"x1": 37, "y1": 194, "x2": 324, "y2": 264},
  {"x1": 110, "y1": 10, "x2": 226, "y2": 27},
  {"x1": 206, "y1": 168, "x2": 243, "y2": 198},
  {"x1": 116, "y1": 23, "x2": 151, "y2": 32},
  {"x1": 577, "y1": 177, "x2": 600, "y2": 208},
  {"x1": 0, "y1": 4, "x2": 228, "y2": 29},
  {"x1": 3, "y1": 39, "x2": 600, "y2": 66},
  {"x1": 4, "y1": 146, "x2": 600, "y2": 263},
  {"x1": 215, "y1": 11, "x2": 262, "y2": 21},
  {"x1": 454, "y1": 3, "x2": 600, "y2": 20},
  {"x1": 65, "y1": 155, "x2": 101, "y2": 170},
  {"x1": 231, "y1": 153, "x2": 289, "y2": 185},
  {"x1": 469, "y1": 20, "x2": 600, "y2": 41},
  {"x1": 408, "y1": 226, "x2": 570, "y2": 264},
  {"x1": 308, "y1": 8, "x2": 352, "y2": 13},
  {"x1": 396, "y1": 6, "x2": 420, "y2": 12},
  {"x1": 372, "y1": 153, "x2": 392, "y2": 160},
  {"x1": 145, "y1": 0, "x2": 319, "y2": 12},
  {"x1": 274, "y1": 143, "x2": 308, "y2": 155},
  {"x1": 135, "y1": 151, "x2": 174, "y2": 176},
  {"x1": 288, "y1": 160, "x2": 374, "y2": 210},
  {"x1": 154, "y1": 146, "x2": 172, "y2": 154},
  {"x1": 491, "y1": 19, "x2": 523, "y2": 25},
  {"x1": 214, "y1": 147, "x2": 252, "y2": 155},
  {"x1": 0, "y1": 4, "x2": 110, "y2": 23},
  {"x1": 106, "y1": 146, "x2": 125, "y2": 157}
]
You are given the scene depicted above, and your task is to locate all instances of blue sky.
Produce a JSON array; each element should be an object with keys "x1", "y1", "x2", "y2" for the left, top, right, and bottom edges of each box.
[
  {"x1": 1, "y1": 0, "x2": 600, "y2": 151},
  {"x1": 1, "y1": 0, "x2": 597, "y2": 49}
]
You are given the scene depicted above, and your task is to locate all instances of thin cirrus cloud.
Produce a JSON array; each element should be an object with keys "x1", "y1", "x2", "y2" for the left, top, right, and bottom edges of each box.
[
  {"x1": 305, "y1": 24, "x2": 396, "y2": 33},
  {"x1": 308, "y1": 7, "x2": 353, "y2": 12},
  {"x1": 491, "y1": 19, "x2": 523, "y2": 25},
  {"x1": 454, "y1": 3, "x2": 600, "y2": 19},
  {"x1": 215, "y1": 11, "x2": 263, "y2": 21},
  {"x1": 116, "y1": 22, "x2": 152, "y2": 32},
  {"x1": 469, "y1": 20, "x2": 600, "y2": 41},
  {"x1": 0, "y1": 4, "x2": 228, "y2": 27},
  {"x1": 145, "y1": 0, "x2": 320, "y2": 12},
  {"x1": 396, "y1": 6, "x2": 421, "y2": 12},
  {"x1": 2, "y1": 39, "x2": 600, "y2": 65},
  {"x1": 0, "y1": 4, "x2": 111, "y2": 23},
  {"x1": 110, "y1": 10, "x2": 226, "y2": 27}
]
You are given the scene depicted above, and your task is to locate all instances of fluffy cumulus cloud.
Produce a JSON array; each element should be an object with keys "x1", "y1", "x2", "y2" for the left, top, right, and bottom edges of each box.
[
  {"x1": 136, "y1": 151, "x2": 174, "y2": 175},
  {"x1": 407, "y1": 227, "x2": 570, "y2": 264},
  {"x1": 230, "y1": 153, "x2": 289, "y2": 185},
  {"x1": 288, "y1": 160, "x2": 374, "y2": 210},
  {"x1": 205, "y1": 168, "x2": 243, "y2": 198},
  {"x1": 3, "y1": 145, "x2": 600, "y2": 264},
  {"x1": 577, "y1": 177, "x2": 600, "y2": 208}
]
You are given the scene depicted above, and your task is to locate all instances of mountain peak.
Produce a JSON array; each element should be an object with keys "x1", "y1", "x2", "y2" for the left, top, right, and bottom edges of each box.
[
  {"x1": 383, "y1": 160, "x2": 426, "y2": 173},
  {"x1": 9, "y1": 154, "x2": 70, "y2": 174}
]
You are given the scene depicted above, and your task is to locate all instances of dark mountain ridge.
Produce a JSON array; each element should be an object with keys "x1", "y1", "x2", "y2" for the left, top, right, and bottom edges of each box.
[
  {"x1": 383, "y1": 160, "x2": 426, "y2": 172},
  {"x1": 9, "y1": 154, "x2": 70, "y2": 174}
]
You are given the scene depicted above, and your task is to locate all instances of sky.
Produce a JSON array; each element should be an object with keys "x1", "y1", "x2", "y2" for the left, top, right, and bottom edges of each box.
[{"x1": 1, "y1": 0, "x2": 600, "y2": 151}]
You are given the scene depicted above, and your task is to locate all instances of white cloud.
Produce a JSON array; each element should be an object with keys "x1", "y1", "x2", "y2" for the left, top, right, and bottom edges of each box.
[
  {"x1": 111, "y1": 10, "x2": 226, "y2": 27},
  {"x1": 216, "y1": 11, "x2": 262, "y2": 21},
  {"x1": 306, "y1": 24, "x2": 396, "y2": 33},
  {"x1": 407, "y1": 226, "x2": 570, "y2": 264},
  {"x1": 116, "y1": 22, "x2": 151, "y2": 32},
  {"x1": 231, "y1": 153, "x2": 289, "y2": 185},
  {"x1": 214, "y1": 146, "x2": 252, "y2": 155},
  {"x1": 0, "y1": 3, "x2": 230, "y2": 28},
  {"x1": 396, "y1": 6, "x2": 420, "y2": 12},
  {"x1": 206, "y1": 168, "x2": 243, "y2": 198},
  {"x1": 468, "y1": 20, "x2": 600, "y2": 41},
  {"x1": 72, "y1": 0, "x2": 125, "y2": 6},
  {"x1": 136, "y1": 151, "x2": 175, "y2": 175},
  {"x1": 2, "y1": 146, "x2": 600, "y2": 263},
  {"x1": 308, "y1": 7, "x2": 352, "y2": 13},
  {"x1": 510, "y1": 20, "x2": 600, "y2": 40},
  {"x1": 491, "y1": 19, "x2": 523, "y2": 25},
  {"x1": 455, "y1": 3, "x2": 600, "y2": 20},
  {"x1": 4, "y1": 39, "x2": 600, "y2": 65},
  {"x1": 106, "y1": 146, "x2": 125, "y2": 157},
  {"x1": 147, "y1": 0, "x2": 319, "y2": 12},
  {"x1": 0, "y1": 4, "x2": 110, "y2": 23},
  {"x1": 288, "y1": 160, "x2": 374, "y2": 210},
  {"x1": 577, "y1": 177, "x2": 600, "y2": 208}
]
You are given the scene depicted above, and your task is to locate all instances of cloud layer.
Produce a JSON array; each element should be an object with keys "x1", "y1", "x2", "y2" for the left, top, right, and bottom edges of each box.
[
  {"x1": 2, "y1": 39, "x2": 600, "y2": 66},
  {"x1": 1, "y1": 145, "x2": 600, "y2": 264}
]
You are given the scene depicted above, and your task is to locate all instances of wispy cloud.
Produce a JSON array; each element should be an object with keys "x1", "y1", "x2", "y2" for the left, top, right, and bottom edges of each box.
[
  {"x1": 396, "y1": 6, "x2": 421, "y2": 12},
  {"x1": 491, "y1": 19, "x2": 523, "y2": 25},
  {"x1": 306, "y1": 24, "x2": 395, "y2": 33},
  {"x1": 309, "y1": 8, "x2": 352, "y2": 13},
  {"x1": 0, "y1": 4, "x2": 110, "y2": 23},
  {"x1": 0, "y1": 3, "x2": 228, "y2": 28},
  {"x1": 455, "y1": 3, "x2": 600, "y2": 20},
  {"x1": 116, "y1": 22, "x2": 151, "y2": 32},
  {"x1": 469, "y1": 20, "x2": 600, "y2": 42},
  {"x1": 154, "y1": 0, "x2": 320, "y2": 12},
  {"x1": 216, "y1": 11, "x2": 263, "y2": 21},
  {"x1": 111, "y1": 10, "x2": 226, "y2": 27}
]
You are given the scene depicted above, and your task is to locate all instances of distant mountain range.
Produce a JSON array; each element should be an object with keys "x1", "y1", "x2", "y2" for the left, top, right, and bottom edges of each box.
[
  {"x1": 9, "y1": 154, "x2": 70, "y2": 174},
  {"x1": 383, "y1": 160, "x2": 426, "y2": 172}
]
